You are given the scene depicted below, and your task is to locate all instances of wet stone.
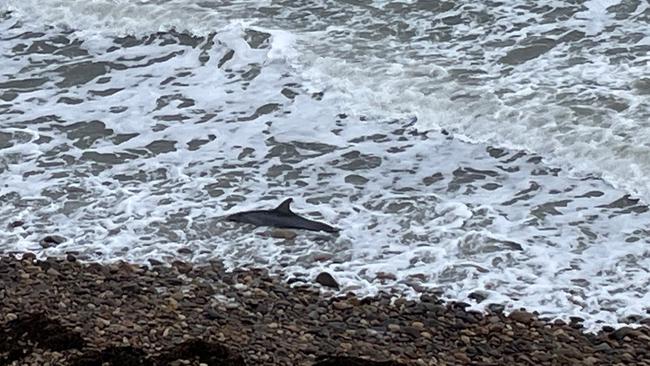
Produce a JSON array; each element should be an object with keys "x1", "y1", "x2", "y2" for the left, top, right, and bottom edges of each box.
[
  {"x1": 177, "y1": 247, "x2": 193, "y2": 255},
  {"x1": 315, "y1": 272, "x2": 339, "y2": 290},
  {"x1": 40, "y1": 235, "x2": 66, "y2": 248},
  {"x1": 508, "y1": 310, "x2": 535, "y2": 324},
  {"x1": 8, "y1": 220, "x2": 24, "y2": 228},
  {"x1": 269, "y1": 229, "x2": 297, "y2": 240},
  {"x1": 468, "y1": 291, "x2": 488, "y2": 303}
]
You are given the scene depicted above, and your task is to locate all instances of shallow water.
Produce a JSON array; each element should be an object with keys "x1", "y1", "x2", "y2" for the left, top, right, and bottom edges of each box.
[{"x1": 1, "y1": 2, "x2": 649, "y2": 329}]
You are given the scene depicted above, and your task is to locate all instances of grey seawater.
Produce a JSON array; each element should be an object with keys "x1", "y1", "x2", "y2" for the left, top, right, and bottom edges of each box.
[
  {"x1": 217, "y1": 0, "x2": 650, "y2": 198},
  {"x1": 0, "y1": 7, "x2": 649, "y2": 329}
]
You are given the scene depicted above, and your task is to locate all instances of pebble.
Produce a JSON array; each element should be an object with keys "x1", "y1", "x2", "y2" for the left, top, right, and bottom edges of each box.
[
  {"x1": 387, "y1": 324, "x2": 401, "y2": 332},
  {"x1": 333, "y1": 301, "x2": 352, "y2": 310},
  {"x1": 508, "y1": 310, "x2": 534, "y2": 324},
  {"x1": 593, "y1": 342, "x2": 613, "y2": 352},
  {"x1": 411, "y1": 321, "x2": 424, "y2": 329}
]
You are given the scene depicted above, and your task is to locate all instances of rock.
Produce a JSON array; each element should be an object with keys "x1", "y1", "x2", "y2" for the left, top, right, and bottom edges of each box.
[
  {"x1": 332, "y1": 301, "x2": 352, "y2": 310},
  {"x1": 40, "y1": 235, "x2": 66, "y2": 248},
  {"x1": 315, "y1": 272, "x2": 339, "y2": 290},
  {"x1": 569, "y1": 316, "x2": 584, "y2": 328},
  {"x1": 269, "y1": 229, "x2": 297, "y2": 240},
  {"x1": 610, "y1": 326, "x2": 643, "y2": 341},
  {"x1": 487, "y1": 303, "x2": 505, "y2": 313},
  {"x1": 177, "y1": 247, "x2": 192, "y2": 254},
  {"x1": 508, "y1": 310, "x2": 534, "y2": 324},
  {"x1": 401, "y1": 326, "x2": 420, "y2": 338},
  {"x1": 9, "y1": 220, "x2": 24, "y2": 228},
  {"x1": 592, "y1": 342, "x2": 612, "y2": 353},
  {"x1": 375, "y1": 272, "x2": 397, "y2": 281},
  {"x1": 453, "y1": 352, "x2": 471, "y2": 364},
  {"x1": 21, "y1": 252, "x2": 37, "y2": 262},
  {"x1": 468, "y1": 291, "x2": 488, "y2": 303}
]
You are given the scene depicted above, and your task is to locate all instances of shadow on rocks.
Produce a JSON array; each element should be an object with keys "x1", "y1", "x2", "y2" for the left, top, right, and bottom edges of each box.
[
  {"x1": 313, "y1": 356, "x2": 405, "y2": 366},
  {"x1": 0, "y1": 313, "x2": 85, "y2": 364},
  {"x1": 71, "y1": 347, "x2": 151, "y2": 366},
  {"x1": 70, "y1": 340, "x2": 245, "y2": 366},
  {"x1": 156, "y1": 339, "x2": 246, "y2": 366}
]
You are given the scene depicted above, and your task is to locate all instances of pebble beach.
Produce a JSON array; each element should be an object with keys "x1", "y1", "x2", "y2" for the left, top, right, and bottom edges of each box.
[{"x1": 3, "y1": 255, "x2": 650, "y2": 366}]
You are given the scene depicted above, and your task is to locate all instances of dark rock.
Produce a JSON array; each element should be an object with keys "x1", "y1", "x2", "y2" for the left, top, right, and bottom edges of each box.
[
  {"x1": 204, "y1": 306, "x2": 223, "y2": 320},
  {"x1": 610, "y1": 326, "x2": 643, "y2": 341},
  {"x1": 148, "y1": 258, "x2": 163, "y2": 266},
  {"x1": 21, "y1": 252, "x2": 37, "y2": 262},
  {"x1": 487, "y1": 303, "x2": 505, "y2": 313},
  {"x1": 40, "y1": 235, "x2": 66, "y2": 248},
  {"x1": 8, "y1": 220, "x2": 24, "y2": 228},
  {"x1": 315, "y1": 272, "x2": 339, "y2": 290},
  {"x1": 468, "y1": 291, "x2": 488, "y2": 303},
  {"x1": 287, "y1": 277, "x2": 305, "y2": 285},
  {"x1": 569, "y1": 316, "x2": 584, "y2": 329}
]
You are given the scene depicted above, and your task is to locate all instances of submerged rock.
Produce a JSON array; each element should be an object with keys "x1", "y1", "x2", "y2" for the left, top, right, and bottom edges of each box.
[
  {"x1": 8, "y1": 220, "x2": 24, "y2": 229},
  {"x1": 269, "y1": 229, "x2": 297, "y2": 240},
  {"x1": 40, "y1": 235, "x2": 66, "y2": 248}
]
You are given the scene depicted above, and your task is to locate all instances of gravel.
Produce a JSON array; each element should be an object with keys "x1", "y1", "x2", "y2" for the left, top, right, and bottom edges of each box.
[{"x1": 2, "y1": 255, "x2": 650, "y2": 365}]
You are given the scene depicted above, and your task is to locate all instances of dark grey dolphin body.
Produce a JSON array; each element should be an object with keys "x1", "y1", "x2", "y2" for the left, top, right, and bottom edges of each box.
[{"x1": 226, "y1": 198, "x2": 339, "y2": 233}]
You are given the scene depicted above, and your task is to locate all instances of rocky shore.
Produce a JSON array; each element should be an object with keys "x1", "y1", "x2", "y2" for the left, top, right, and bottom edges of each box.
[{"x1": 2, "y1": 255, "x2": 650, "y2": 365}]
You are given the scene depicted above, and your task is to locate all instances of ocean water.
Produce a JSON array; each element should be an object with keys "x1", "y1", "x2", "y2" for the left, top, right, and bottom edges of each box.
[{"x1": 0, "y1": 0, "x2": 649, "y2": 329}]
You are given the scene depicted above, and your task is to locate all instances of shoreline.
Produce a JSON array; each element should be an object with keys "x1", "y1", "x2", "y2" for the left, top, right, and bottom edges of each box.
[{"x1": 2, "y1": 255, "x2": 650, "y2": 365}]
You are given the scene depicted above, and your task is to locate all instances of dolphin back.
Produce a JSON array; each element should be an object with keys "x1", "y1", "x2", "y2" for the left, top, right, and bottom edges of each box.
[{"x1": 226, "y1": 198, "x2": 340, "y2": 233}]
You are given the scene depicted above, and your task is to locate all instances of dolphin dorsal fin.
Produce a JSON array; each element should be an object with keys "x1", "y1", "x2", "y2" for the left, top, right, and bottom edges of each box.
[{"x1": 274, "y1": 198, "x2": 293, "y2": 214}]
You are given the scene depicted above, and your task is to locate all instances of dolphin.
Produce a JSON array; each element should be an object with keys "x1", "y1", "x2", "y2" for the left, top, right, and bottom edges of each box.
[{"x1": 226, "y1": 198, "x2": 339, "y2": 233}]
